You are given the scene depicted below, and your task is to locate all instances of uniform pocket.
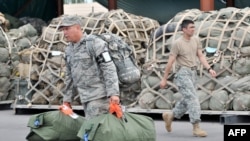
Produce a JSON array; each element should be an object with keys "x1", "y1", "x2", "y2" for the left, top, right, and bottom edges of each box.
[{"x1": 73, "y1": 55, "x2": 96, "y2": 76}]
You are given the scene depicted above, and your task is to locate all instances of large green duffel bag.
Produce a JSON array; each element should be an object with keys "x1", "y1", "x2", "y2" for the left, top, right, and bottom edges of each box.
[
  {"x1": 77, "y1": 112, "x2": 156, "y2": 141},
  {"x1": 26, "y1": 110, "x2": 85, "y2": 141}
]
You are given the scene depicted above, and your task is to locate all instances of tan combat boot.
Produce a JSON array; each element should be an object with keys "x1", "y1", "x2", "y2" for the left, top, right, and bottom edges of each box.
[
  {"x1": 162, "y1": 112, "x2": 174, "y2": 132},
  {"x1": 193, "y1": 123, "x2": 207, "y2": 137}
]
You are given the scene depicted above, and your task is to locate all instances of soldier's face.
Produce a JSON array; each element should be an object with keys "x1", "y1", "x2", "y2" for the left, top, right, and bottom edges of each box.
[
  {"x1": 61, "y1": 25, "x2": 81, "y2": 43},
  {"x1": 183, "y1": 23, "x2": 195, "y2": 37}
]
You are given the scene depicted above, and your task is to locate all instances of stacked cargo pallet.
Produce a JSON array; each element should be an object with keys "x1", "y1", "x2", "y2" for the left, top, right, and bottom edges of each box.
[
  {"x1": 140, "y1": 7, "x2": 250, "y2": 113},
  {"x1": 8, "y1": 7, "x2": 250, "y2": 115},
  {"x1": 15, "y1": 9, "x2": 160, "y2": 109},
  {"x1": 0, "y1": 14, "x2": 41, "y2": 106}
]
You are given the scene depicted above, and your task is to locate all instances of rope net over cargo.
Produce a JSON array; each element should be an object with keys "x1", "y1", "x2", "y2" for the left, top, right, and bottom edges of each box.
[
  {"x1": 16, "y1": 9, "x2": 160, "y2": 107},
  {"x1": 140, "y1": 7, "x2": 250, "y2": 111},
  {"x1": 10, "y1": 7, "x2": 250, "y2": 112}
]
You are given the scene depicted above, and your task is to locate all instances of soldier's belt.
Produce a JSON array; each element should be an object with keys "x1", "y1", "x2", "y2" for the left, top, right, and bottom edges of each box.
[{"x1": 176, "y1": 66, "x2": 197, "y2": 72}]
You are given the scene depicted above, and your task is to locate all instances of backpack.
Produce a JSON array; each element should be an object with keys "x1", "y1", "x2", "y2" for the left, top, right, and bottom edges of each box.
[{"x1": 86, "y1": 33, "x2": 141, "y2": 85}]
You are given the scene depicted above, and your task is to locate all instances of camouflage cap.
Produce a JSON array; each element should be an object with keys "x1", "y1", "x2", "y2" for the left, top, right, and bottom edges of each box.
[{"x1": 60, "y1": 15, "x2": 82, "y2": 27}]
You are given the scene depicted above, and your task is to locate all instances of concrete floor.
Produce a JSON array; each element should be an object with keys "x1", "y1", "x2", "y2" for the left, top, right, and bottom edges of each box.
[{"x1": 0, "y1": 108, "x2": 225, "y2": 141}]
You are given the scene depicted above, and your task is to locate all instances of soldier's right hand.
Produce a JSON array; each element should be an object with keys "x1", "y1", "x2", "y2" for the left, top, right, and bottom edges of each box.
[
  {"x1": 63, "y1": 102, "x2": 72, "y2": 109},
  {"x1": 160, "y1": 79, "x2": 167, "y2": 89}
]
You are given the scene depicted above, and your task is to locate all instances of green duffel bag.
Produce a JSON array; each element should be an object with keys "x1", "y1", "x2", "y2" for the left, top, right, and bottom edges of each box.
[
  {"x1": 77, "y1": 112, "x2": 156, "y2": 141},
  {"x1": 26, "y1": 110, "x2": 85, "y2": 141}
]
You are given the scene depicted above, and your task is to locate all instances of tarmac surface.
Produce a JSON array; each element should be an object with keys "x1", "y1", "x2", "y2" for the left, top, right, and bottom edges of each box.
[{"x1": 0, "y1": 108, "x2": 224, "y2": 141}]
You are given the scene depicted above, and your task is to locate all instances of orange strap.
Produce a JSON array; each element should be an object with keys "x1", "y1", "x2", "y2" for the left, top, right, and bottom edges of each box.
[{"x1": 109, "y1": 102, "x2": 123, "y2": 118}]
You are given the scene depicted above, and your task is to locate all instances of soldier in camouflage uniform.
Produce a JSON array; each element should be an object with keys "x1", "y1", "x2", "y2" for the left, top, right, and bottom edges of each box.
[
  {"x1": 59, "y1": 15, "x2": 120, "y2": 120},
  {"x1": 160, "y1": 19, "x2": 216, "y2": 137}
]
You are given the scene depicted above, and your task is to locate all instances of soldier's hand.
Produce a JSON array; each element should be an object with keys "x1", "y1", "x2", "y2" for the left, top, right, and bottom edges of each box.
[
  {"x1": 110, "y1": 95, "x2": 120, "y2": 104},
  {"x1": 160, "y1": 79, "x2": 167, "y2": 89},
  {"x1": 63, "y1": 102, "x2": 72, "y2": 109},
  {"x1": 209, "y1": 69, "x2": 217, "y2": 77}
]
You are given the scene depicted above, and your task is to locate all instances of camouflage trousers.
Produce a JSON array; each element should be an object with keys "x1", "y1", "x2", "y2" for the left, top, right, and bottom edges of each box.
[
  {"x1": 173, "y1": 67, "x2": 201, "y2": 124},
  {"x1": 83, "y1": 97, "x2": 109, "y2": 120}
]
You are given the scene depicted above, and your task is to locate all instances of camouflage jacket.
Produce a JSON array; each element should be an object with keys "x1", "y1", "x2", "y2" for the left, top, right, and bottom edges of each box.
[{"x1": 63, "y1": 34, "x2": 119, "y2": 103}]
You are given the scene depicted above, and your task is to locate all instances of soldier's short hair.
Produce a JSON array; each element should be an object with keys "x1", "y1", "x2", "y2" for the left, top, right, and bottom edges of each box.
[{"x1": 180, "y1": 19, "x2": 194, "y2": 29}]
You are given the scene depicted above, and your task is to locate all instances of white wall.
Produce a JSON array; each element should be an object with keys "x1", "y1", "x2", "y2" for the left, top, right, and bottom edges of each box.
[
  {"x1": 64, "y1": 0, "x2": 94, "y2": 4},
  {"x1": 63, "y1": 2, "x2": 108, "y2": 16}
]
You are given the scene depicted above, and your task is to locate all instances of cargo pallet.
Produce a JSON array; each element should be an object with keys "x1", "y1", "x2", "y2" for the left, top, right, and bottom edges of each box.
[
  {"x1": 12, "y1": 103, "x2": 250, "y2": 115},
  {"x1": 0, "y1": 100, "x2": 14, "y2": 110},
  {"x1": 12, "y1": 103, "x2": 250, "y2": 124}
]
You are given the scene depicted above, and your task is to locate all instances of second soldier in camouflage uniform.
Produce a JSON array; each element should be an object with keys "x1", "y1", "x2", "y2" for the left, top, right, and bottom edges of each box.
[
  {"x1": 160, "y1": 19, "x2": 217, "y2": 137},
  {"x1": 59, "y1": 15, "x2": 120, "y2": 120}
]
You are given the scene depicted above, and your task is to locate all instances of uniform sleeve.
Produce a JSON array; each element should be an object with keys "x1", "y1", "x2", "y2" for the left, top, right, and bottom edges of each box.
[
  {"x1": 170, "y1": 41, "x2": 179, "y2": 56},
  {"x1": 196, "y1": 36, "x2": 203, "y2": 50},
  {"x1": 63, "y1": 46, "x2": 74, "y2": 103},
  {"x1": 93, "y1": 37, "x2": 120, "y2": 97}
]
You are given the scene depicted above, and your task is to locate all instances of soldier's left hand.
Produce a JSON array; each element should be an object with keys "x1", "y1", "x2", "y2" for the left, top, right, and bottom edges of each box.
[{"x1": 110, "y1": 95, "x2": 120, "y2": 104}]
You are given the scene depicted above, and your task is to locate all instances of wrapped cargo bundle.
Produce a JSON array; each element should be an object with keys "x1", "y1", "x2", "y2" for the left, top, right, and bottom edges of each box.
[
  {"x1": 0, "y1": 12, "x2": 9, "y2": 32},
  {"x1": 15, "y1": 9, "x2": 160, "y2": 107},
  {"x1": 233, "y1": 92, "x2": 250, "y2": 111},
  {"x1": 141, "y1": 7, "x2": 250, "y2": 111},
  {"x1": 82, "y1": 12, "x2": 106, "y2": 34},
  {"x1": 0, "y1": 15, "x2": 48, "y2": 104},
  {"x1": 102, "y1": 9, "x2": 160, "y2": 66},
  {"x1": 0, "y1": 25, "x2": 12, "y2": 101}
]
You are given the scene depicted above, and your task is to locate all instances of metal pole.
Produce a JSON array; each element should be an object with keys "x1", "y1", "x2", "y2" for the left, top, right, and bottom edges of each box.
[
  {"x1": 226, "y1": 0, "x2": 235, "y2": 7},
  {"x1": 200, "y1": 0, "x2": 214, "y2": 11},
  {"x1": 108, "y1": 0, "x2": 117, "y2": 10},
  {"x1": 57, "y1": 0, "x2": 64, "y2": 16}
]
